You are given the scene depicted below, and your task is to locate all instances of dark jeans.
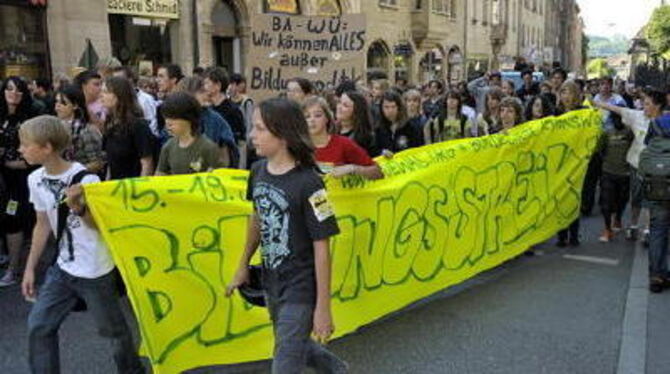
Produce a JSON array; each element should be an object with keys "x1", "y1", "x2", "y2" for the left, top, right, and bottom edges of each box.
[
  {"x1": 558, "y1": 219, "x2": 580, "y2": 243},
  {"x1": 649, "y1": 204, "x2": 670, "y2": 278},
  {"x1": 600, "y1": 172, "x2": 630, "y2": 229},
  {"x1": 582, "y1": 154, "x2": 602, "y2": 215},
  {"x1": 267, "y1": 299, "x2": 347, "y2": 374},
  {"x1": 28, "y1": 266, "x2": 142, "y2": 374}
]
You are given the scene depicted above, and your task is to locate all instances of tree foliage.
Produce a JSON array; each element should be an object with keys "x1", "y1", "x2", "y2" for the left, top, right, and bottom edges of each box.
[
  {"x1": 582, "y1": 33, "x2": 589, "y2": 67},
  {"x1": 588, "y1": 35, "x2": 629, "y2": 58},
  {"x1": 586, "y1": 58, "x2": 616, "y2": 78},
  {"x1": 647, "y1": 5, "x2": 670, "y2": 55}
]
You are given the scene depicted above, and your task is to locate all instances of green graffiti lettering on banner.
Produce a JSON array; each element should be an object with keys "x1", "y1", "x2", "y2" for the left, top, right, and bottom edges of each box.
[
  {"x1": 329, "y1": 144, "x2": 585, "y2": 301},
  {"x1": 85, "y1": 110, "x2": 602, "y2": 374},
  {"x1": 110, "y1": 217, "x2": 271, "y2": 363}
]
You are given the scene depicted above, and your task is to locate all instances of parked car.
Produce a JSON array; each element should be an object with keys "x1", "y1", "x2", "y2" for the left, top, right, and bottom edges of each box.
[{"x1": 501, "y1": 71, "x2": 546, "y2": 89}]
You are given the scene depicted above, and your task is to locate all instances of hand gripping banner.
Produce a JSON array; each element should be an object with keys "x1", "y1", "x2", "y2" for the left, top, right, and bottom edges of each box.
[{"x1": 85, "y1": 109, "x2": 602, "y2": 373}]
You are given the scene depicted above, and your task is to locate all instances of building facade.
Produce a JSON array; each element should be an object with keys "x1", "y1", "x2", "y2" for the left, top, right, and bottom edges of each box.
[
  {"x1": 544, "y1": 0, "x2": 584, "y2": 74},
  {"x1": 0, "y1": 0, "x2": 583, "y2": 84}
]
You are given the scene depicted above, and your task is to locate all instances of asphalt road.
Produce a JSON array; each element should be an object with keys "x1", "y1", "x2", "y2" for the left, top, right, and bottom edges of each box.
[{"x1": 1, "y1": 215, "x2": 667, "y2": 374}]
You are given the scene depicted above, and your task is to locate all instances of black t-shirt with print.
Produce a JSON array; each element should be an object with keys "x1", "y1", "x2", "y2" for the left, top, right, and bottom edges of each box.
[{"x1": 246, "y1": 160, "x2": 339, "y2": 305}]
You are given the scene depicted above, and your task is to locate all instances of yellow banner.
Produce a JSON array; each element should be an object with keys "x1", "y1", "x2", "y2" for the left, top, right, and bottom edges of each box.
[{"x1": 85, "y1": 109, "x2": 602, "y2": 374}]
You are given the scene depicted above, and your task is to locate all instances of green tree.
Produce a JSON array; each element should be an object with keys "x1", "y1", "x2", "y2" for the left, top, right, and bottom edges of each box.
[
  {"x1": 586, "y1": 58, "x2": 616, "y2": 78},
  {"x1": 582, "y1": 33, "x2": 589, "y2": 67},
  {"x1": 646, "y1": 5, "x2": 670, "y2": 55}
]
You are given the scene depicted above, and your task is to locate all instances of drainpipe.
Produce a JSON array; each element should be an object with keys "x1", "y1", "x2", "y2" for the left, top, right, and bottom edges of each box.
[
  {"x1": 192, "y1": 0, "x2": 200, "y2": 68},
  {"x1": 463, "y1": 0, "x2": 468, "y2": 79}
]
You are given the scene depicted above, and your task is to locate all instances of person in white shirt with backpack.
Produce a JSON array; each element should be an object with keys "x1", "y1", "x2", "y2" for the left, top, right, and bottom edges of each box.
[{"x1": 19, "y1": 115, "x2": 143, "y2": 373}]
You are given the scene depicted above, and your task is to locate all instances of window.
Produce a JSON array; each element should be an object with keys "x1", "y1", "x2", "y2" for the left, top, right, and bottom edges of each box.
[
  {"x1": 379, "y1": 0, "x2": 398, "y2": 7},
  {"x1": 471, "y1": 0, "x2": 478, "y2": 23},
  {"x1": 432, "y1": 0, "x2": 455, "y2": 16},
  {"x1": 482, "y1": 0, "x2": 488, "y2": 24},
  {"x1": 432, "y1": 0, "x2": 444, "y2": 13},
  {"x1": 415, "y1": 0, "x2": 422, "y2": 10}
]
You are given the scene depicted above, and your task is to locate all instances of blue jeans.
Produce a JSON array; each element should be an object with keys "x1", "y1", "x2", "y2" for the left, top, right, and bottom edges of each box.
[
  {"x1": 649, "y1": 204, "x2": 670, "y2": 278},
  {"x1": 267, "y1": 299, "x2": 348, "y2": 374},
  {"x1": 27, "y1": 266, "x2": 143, "y2": 374}
]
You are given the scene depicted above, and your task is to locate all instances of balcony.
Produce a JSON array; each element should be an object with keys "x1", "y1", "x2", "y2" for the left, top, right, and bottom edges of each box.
[{"x1": 411, "y1": 7, "x2": 452, "y2": 49}]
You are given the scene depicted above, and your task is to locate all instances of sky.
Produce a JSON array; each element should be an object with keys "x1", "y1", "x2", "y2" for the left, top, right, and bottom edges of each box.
[{"x1": 577, "y1": 0, "x2": 660, "y2": 38}]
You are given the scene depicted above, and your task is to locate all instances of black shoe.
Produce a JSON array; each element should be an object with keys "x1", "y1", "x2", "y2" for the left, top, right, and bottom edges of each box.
[
  {"x1": 569, "y1": 238, "x2": 580, "y2": 247},
  {"x1": 650, "y1": 277, "x2": 666, "y2": 293},
  {"x1": 557, "y1": 239, "x2": 567, "y2": 248}
]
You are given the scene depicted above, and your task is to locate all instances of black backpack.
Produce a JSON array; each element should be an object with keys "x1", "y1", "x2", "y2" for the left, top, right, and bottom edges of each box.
[
  {"x1": 55, "y1": 170, "x2": 125, "y2": 312},
  {"x1": 638, "y1": 120, "x2": 670, "y2": 201}
]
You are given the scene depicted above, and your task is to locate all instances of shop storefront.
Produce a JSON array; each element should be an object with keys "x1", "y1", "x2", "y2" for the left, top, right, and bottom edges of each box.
[
  {"x1": 419, "y1": 48, "x2": 444, "y2": 82},
  {"x1": 0, "y1": 0, "x2": 49, "y2": 79},
  {"x1": 393, "y1": 42, "x2": 413, "y2": 83},
  {"x1": 107, "y1": 0, "x2": 179, "y2": 75}
]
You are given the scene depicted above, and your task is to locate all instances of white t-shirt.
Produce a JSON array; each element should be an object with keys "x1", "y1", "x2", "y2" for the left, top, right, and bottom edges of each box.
[
  {"x1": 137, "y1": 90, "x2": 158, "y2": 137},
  {"x1": 28, "y1": 162, "x2": 114, "y2": 278},
  {"x1": 621, "y1": 108, "x2": 650, "y2": 169},
  {"x1": 461, "y1": 105, "x2": 477, "y2": 123}
]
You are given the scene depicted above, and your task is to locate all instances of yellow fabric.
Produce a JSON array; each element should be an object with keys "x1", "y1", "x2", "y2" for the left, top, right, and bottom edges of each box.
[{"x1": 85, "y1": 109, "x2": 602, "y2": 374}]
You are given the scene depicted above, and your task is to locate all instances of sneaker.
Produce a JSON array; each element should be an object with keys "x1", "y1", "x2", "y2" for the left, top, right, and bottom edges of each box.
[
  {"x1": 599, "y1": 229, "x2": 615, "y2": 243},
  {"x1": 625, "y1": 226, "x2": 638, "y2": 241},
  {"x1": 0, "y1": 271, "x2": 16, "y2": 287},
  {"x1": 612, "y1": 220, "x2": 623, "y2": 233},
  {"x1": 0, "y1": 254, "x2": 8, "y2": 267}
]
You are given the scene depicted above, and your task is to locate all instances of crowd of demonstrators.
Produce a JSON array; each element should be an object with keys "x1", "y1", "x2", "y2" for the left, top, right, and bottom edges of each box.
[{"x1": 6, "y1": 57, "x2": 670, "y2": 372}]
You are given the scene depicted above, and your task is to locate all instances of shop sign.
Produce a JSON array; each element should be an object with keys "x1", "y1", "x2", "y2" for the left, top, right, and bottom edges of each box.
[{"x1": 107, "y1": 0, "x2": 179, "y2": 19}]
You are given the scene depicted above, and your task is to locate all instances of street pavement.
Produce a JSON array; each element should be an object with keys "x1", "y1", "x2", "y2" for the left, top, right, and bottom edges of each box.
[{"x1": 1, "y1": 214, "x2": 667, "y2": 374}]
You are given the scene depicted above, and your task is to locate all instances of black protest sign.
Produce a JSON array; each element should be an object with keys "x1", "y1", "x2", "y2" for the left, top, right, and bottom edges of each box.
[{"x1": 248, "y1": 14, "x2": 367, "y2": 100}]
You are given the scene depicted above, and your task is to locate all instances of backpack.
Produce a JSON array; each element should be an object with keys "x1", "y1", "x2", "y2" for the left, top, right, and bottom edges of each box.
[
  {"x1": 638, "y1": 120, "x2": 670, "y2": 201},
  {"x1": 55, "y1": 170, "x2": 125, "y2": 312}
]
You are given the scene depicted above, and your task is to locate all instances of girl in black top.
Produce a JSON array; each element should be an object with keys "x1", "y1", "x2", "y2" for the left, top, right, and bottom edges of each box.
[
  {"x1": 101, "y1": 77, "x2": 155, "y2": 180},
  {"x1": 0, "y1": 76, "x2": 40, "y2": 286},
  {"x1": 336, "y1": 90, "x2": 378, "y2": 157},
  {"x1": 525, "y1": 94, "x2": 556, "y2": 121},
  {"x1": 376, "y1": 90, "x2": 424, "y2": 153}
]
